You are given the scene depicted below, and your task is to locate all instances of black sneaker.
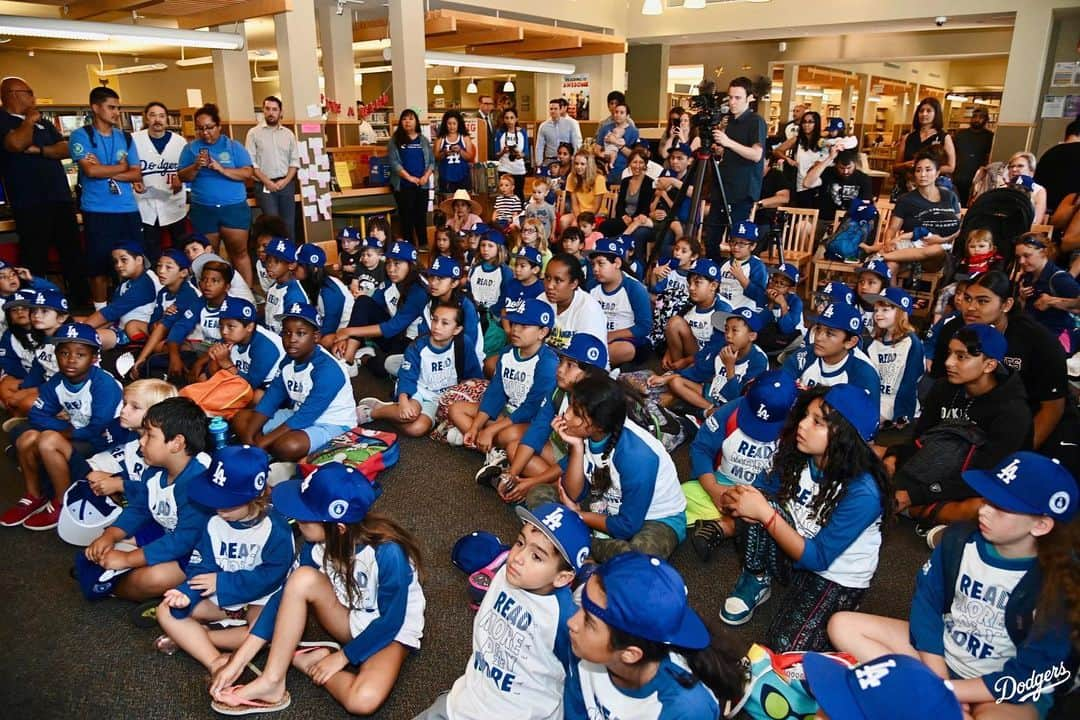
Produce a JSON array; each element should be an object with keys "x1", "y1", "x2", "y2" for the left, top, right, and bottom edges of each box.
[
  {"x1": 131, "y1": 598, "x2": 163, "y2": 628},
  {"x1": 475, "y1": 463, "x2": 503, "y2": 489},
  {"x1": 689, "y1": 519, "x2": 727, "y2": 561}
]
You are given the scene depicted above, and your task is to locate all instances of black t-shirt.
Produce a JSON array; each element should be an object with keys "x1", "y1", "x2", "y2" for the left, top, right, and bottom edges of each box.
[
  {"x1": 952, "y1": 127, "x2": 994, "y2": 183},
  {"x1": 817, "y1": 167, "x2": 873, "y2": 221},
  {"x1": 717, "y1": 109, "x2": 767, "y2": 204},
  {"x1": 755, "y1": 167, "x2": 792, "y2": 226},
  {"x1": 1034, "y1": 141, "x2": 1080, "y2": 213},
  {"x1": 0, "y1": 109, "x2": 73, "y2": 209},
  {"x1": 893, "y1": 188, "x2": 961, "y2": 236}
]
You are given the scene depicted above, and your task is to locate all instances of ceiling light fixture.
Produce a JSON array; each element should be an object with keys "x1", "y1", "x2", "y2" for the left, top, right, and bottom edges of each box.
[
  {"x1": 466, "y1": 78, "x2": 478, "y2": 94},
  {"x1": 642, "y1": 0, "x2": 663, "y2": 15},
  {"x1": 684, "y1": 0, "x2": 706, "y2": 8},
  {"x1": 503, "y1": 78, "x2": 515, "y2": 92},
  {"x1": 388, "y1": 49, "x2": 574, "y2": 76},
  {"x1": 433, "y1": 80, "x2": 444, "y2": 95},
  {"x1": 95, "y1": 62, "x2": 168, "y2": 76},
  {"x1": 0, "y1": 14, "x2": 244, "y2": 50}
]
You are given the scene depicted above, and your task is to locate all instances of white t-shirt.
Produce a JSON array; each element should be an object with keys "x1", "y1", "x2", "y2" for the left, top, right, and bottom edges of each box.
[{"x1": 547, "y1": 289, "x2": 608, "y2": 366}]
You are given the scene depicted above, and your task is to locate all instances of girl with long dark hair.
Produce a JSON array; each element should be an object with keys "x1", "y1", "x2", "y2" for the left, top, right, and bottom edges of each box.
[{"x1": 387, "y1": 110, "x2": 434, "y2": 248}]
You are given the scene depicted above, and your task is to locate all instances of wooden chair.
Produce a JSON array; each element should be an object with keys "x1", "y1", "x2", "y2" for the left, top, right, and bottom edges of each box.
[
  {"x1": 554, "y1": 189, "x2": 568, "y2": 218},
  {"x1": 761, "y1": 206, "x2": 818, "y2": 285},
  {"x1": 1032, "y1": 223, "x2": 1054, "y2": 237},
  {"x1": 874, "y1": 200, "x2": 895, "y2": 248},
  {"x1": 316, "y1": 239, "x2": 340, "y2": 268},
  {"x1": 597, "y1": 192, "x2": 617, "y2": 222}
]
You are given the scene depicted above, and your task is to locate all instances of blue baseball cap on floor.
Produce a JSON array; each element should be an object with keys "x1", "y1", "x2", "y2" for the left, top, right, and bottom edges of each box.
[
  {"x1": 188, "y1": 445, "x2": 271, "y2": 509},
  {"x1": 386, "y1": 240, "x2": 418, "y2": 263},
  {"x1": 963, "y1": 452, "x2": 1078, "y2": 522},
  {"x1": 271, "y1": 462, "x2": 380, "y2": 524},
  {"x1": 557, "y1": 333, "x2": 608, "y2": 370},
  {"x1": 584, "y1": 553, "x2": 709, "y2": 650},
  {"x1": 804, "y1": 653, "x2": 962, "y2": 720},
  {"x1": 515, "y1": 503, "x2": 591, "y2": 572},
  {"x1": 48, "y1": 322, "x2": 101, "y2": 350},
  {"x1": 736, "y1": 370, "x2": 798, "y2": 442},
  {"x1": 824, "y1": 384, "x2": 879, "y2": 442},
  {"x1": 275, "y1": 301, "x2": 322, "y2": 329},
  {"x1": 426, "y1": 255, "x2": 462, "y2": 279},
  {"x1": 452, "y1": 531, "x2": 509, "y2": 574},
  {"x1": 264, "y1": 237, "x2": 298, "y2": 262},
  {"x1": 218, "y1": 297, "x2": 258, "y2": 322},
  {"x1": 812, "y1": 301, "x2": 862, "y2": 335},
  {"x1": 298, "y1": 244, "x2": 327, "y2": 268},
  {"x1": 504, "y1": 298, "x2": 555, "y2": 329}
]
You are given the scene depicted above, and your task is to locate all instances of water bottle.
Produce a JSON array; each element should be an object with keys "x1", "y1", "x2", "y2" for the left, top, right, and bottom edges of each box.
[{"x1": 209, "y1": 416, "x2": 229, "y2": 450}]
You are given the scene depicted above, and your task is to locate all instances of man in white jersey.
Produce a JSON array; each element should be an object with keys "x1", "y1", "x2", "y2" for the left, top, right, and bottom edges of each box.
[{"x1": 132, "y1": 101, "x2": 187, "y2": 261}]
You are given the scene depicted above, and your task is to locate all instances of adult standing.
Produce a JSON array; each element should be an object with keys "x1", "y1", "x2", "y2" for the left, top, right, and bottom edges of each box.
[
  {"x1": 951, "y1": 107, "x2": 993, "y2": 206},
  {"x1": 1033, "y1": 117, "x2": 1080, "y2": 215},
  {"x1": 434, "y1": 110, "x2": 475, "y2": 195},
  {"x1": 595, "y1": 101, "x2": 640, "y2": 186},
  {"x1": 69, "y1": 86, "x2": 143, "y2": 307},
  {"x1": 178, "y1": 103, "x2": 255, "y2": 287},
  {"x1": 476, "y1": 95, "x2": 497, "y2": 161},
  {"x1": 132, "y1": 101, "x2": 187, "y2": 262},
  {"x1": 706, "y1": 76, "x2": 767, "y2": 259},
  {"x1": 772, "y1": 110, "x2": 826, "y2": 207},
  {"x1": 894, "y1": 98, "x2": 955, "y2": 178},
  {"x1": 386, "y1": 109, "x2": 433, "y2": 249},
  {"x1": 535, "y1": 99, "x2": 582, "y2": 169},
  {"x1": 493, "y1": 107, "x2": 529, "y2": 200},
  {"x1": 658, "y1": 107, "x2": 700, "y2": 162},
  {"x1": 0, "y1": 76, "x2": 87, "y2": 306},
  {"x1": 245, "y1": 96, "x2": 300, "y2": 240}
]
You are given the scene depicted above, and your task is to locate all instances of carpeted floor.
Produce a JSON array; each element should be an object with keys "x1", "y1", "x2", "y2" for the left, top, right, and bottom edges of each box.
[{"x1": 0, "y1": 370, "x2": 932, "y2": 719}]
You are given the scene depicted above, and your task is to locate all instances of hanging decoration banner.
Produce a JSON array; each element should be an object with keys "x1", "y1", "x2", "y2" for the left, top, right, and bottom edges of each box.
[{"x1": 562, "y1": 74, "x2": 590, "y2": 121}]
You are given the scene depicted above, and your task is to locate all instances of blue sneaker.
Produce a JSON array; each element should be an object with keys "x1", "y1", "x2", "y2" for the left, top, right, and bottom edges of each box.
[{"x1": 720, "y1": 570, "x2": 772, "y2": 625}]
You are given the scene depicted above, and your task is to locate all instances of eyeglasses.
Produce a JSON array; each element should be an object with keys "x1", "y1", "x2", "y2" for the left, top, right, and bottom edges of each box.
[{"x1": 196, "y1": 124, "x2": 218, "y2": 132}]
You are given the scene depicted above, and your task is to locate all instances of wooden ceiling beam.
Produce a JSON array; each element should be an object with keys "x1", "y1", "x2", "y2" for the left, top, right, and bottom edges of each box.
[
  {"x1": 176, "y1": 0, "x2": 292, "y2": 30},
  {"x1": 352, "y1": 14, "x2": 456, "y2": 43},
  {"x1": 468, "y1": 35, "x2": 582, "y2": 55},
  {"x1": 518, "y1": 41, "x2": 626, "y2": 59},
  {"x1": 436, "y1": 9, "x2": 620, "y2": 47},
  {"x1": 428, "y1": 27, "x2": 523, "y2": 49},
  {"x1": 66, "y1": 0, "x2": 164, "y2": 21}
]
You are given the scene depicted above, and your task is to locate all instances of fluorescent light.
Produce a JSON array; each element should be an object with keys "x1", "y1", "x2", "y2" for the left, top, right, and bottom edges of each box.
[
  {"x1": 252, "y1": 74, "x2": 279, "y2": 83},
  {"x1": 0, "y1": 14, "x2": 244, "y2": 50},
  {"x1": 403, "y1": 50, "x2": 574, "y2": 76},
  {"x1": 466, "y1": 79, "x2": 478, "y2": 94},
  {"x1": 684, "y1": 0, "x2": 706, "y2": 8},
  {"x1": 503, "y1": 79, "x2": 515, "y2": 92},
  {"x1": 642, "y1": 0, "x2": 663, "y2": 15},
  {"x1": 96, "y1": 63, "x2": 167, "y2": 76},
  {"x1": 355, "y1": 64, "x2": 392, "y2": 76},
  {"x1": 947, "y1": 94, "x2": 970, "y2": 102},
  {"x1": 433, "y1": 81, "x2": 444, "y2": 95}
]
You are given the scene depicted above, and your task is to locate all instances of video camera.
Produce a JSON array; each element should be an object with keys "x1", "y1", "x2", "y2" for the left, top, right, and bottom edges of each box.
[{"x1": 689, "y1": 80, "x2": 731, "y2": 132}]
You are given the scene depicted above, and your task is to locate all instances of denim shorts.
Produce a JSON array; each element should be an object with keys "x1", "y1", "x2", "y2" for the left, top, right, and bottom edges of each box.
[
  {"x1": 263, "y1": 409, "x2": 350, "y2": 454},
  {"x1": 190, "y1": 201, "x2": 251, "y2": 234}
]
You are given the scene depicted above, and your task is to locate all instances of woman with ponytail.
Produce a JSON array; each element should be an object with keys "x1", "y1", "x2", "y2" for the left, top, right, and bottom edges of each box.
[{"x1": 548, "y1": 375, "x2": 686, "y2": 562}]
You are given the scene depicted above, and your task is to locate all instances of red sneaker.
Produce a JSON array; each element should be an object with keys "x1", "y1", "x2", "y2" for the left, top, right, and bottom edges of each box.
[
  {"x1": 0, "y1": 494, "x2": 47, "y2": 527},
  {"x1": 24, "y1": 500, "x2": 60, "y2": 531}
]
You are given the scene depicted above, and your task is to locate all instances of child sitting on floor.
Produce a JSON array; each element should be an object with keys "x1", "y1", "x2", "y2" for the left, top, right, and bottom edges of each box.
[{"x1": 76, "y1": 243, "x2": 162, "y2": 350}]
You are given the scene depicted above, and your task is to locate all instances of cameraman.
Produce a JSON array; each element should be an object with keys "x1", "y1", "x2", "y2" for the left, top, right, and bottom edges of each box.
[{"x1": 705, "y1": 77, "x2": 767, "y2": 259}]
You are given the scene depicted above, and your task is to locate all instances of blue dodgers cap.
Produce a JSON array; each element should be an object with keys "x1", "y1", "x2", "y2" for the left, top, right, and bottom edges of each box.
[
  {"x1": 860, "y1": 258, "x2": 892, "y2": 283},
  {"x1": 451, "y1": 531, "x2": 509, "y2": 574},
  {"x1": 513, "y1": 246, "x2": 543, "y2": 267},
  {"x1": 737, "y1": 370, "x2": 798, "y2": 442},
  {"x1": 469, "y1": 222, "x2": 491, "y2": 235},
  {"x1": 584, "y1": 552, "x2": 709, "y2": 650},
  {"x1": 824, "y1": 384, "x2": 879, "y2": 442},
  {"x1": 826, "y1": 117, "x2": 846, "y2": 134},
  {"x1": 813, "y1": 301, "x2": 862, "y2": 335},
  {"x1": 385, "y1": 240, "x2": 418, "y2": 263},
  {"x1": 768, "y1": 262, "x2": 800, "y2": 284},
  {"x1": 558, "y1": 333, "x2": 608, "y2": 370},
  {"x1": 3, "y1": 290, "x2": 37, "y2": 311},
  {"x1": 963, "y1": 452, "x2": 1078, "y2": 522},
  {"x1": 668, "y1": 142, "x2": 692, "y2": 157},
  {"x1": 74, "y1": 542, "x2": 135, "y2": 600},
  {"x1": 274, "y1": 301, "x2": 322, "y2": 329},
  {"x1": 337, "y1": 226, "x2": 361, "y2": 241},
  {"x1": 184, "y1": 232, "x2": 213, "y2": 248},
  {"x1": 271, "y1": 462, "x2": 380, "y2": 523},
  {"x1": 816, "y1": 281, "x2": 855, "y2": 306},
  {"x1": 264, "y1": 236, "x2": 298, "y2": 262},
  {"x1": 1012, "y1": 174, "x2": 1035, "y2": 191},
  {"x1": 687, "y1": 259, "x2": 721, "y2": 281},
  {"x1": 188, "y1": 445, "x2": 271, "y2": 509},
  {"x1": 48, "y1": 322, "x2": 101, "y2": 350},
  {"x1": 962, "y1": 322, "x2": 1007, "y2": 363},
  {"x1": 804, "y1": 653, "x2": 962, "y2": 720},
  {"x1": 217, "y1": 296, "x2": 258, "y2": 322},
  {"x1": 848, "y1": 198, "x2": 878, "y2": 222},
  {"x1": 481, "y1": 229, "x2": 507, "y2": 247},
  {"x1": 29, "y1": 288, "x2": 70, "y2": 314},
  {"x1": 731, "y1": 220, "x2": 760, "y2": 242},
  {"x1": 161, "y1": 248, "x2": 191, "y2": 270},
  {"x1": 362, "y1": 236, "x2": 385, "y2": 250},
  {"x1": 298, "y1": 243, "x2": 327, "y2": 268},
  {"x1": 588, "y1": 237, "x2": 626, "y2": 259},
  {"x1": 504, "y1": 298, "x2": 555, "y2": 329},
  {"x1": 862, "y1": 287, "x2": 914, "y2": 315},
  {"x1": 426, "y1": 255, "x2": 462, "y2": 279},
  {"x1": 112, "y1": 241, "x2": 145, "y2": 258},
  {"x1": 515, "y1": 503, "x2": 591, "y2": 572},
  {"x1": 713, "y1": 306, "x2": 766, "y2": 333}
]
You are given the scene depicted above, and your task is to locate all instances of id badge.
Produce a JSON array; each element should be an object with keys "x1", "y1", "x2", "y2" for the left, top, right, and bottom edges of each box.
[{"x1": 107, "y1": 178, "x2": 121, "y2": 195}]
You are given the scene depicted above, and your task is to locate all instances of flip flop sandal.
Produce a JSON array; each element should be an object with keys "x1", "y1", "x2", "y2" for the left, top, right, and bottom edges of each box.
[
  {"x1": 131, "y1": 598, "x2": 163, "y2": 628},
  {"x1": 294, "y1": 640, "x2": 342, "y2": 656},
  {"x1": 211, "y1": 687, "x2": 291, "y2": 716},
  {"x1": 154, "y1": 634, "x2": 179, "y2": 656}
]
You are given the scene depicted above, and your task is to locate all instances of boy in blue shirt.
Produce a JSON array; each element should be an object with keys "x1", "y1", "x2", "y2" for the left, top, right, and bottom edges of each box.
[
  {"x1": 76, "y1": 242, "x2": 162, "y2": 349},
  {"x1": 233, "y1": 303, "x2": 355, "y2": 461},
  {"x1": 783, "y1": 301, "x2": 881, "y2": 408},
  {"x1": 588, "y1": 238, "x2": 652, "y2": 366},
  {"x1": 207, "y1": 297, "x2": 285, "y2": 404},
  {"x1": 262, "y1": 237, "x2": 307, "y2": 335},
  {"x1": 758, "y1": 262, "x2": 805, "y2": 353},
  {"x1": 3, "y1": 323, "x2": 123, "y2": 530},
  {"x1": 130, "y1": 249, "x2": 201, "y2": 380},
  {"x1": 82, "y1": 396, "x2": 212, "y2": 602},
  {"x1": 718, "y1": 221, "x2": 768, "y2": 311},
  {"x1": 167, "y1": 262, "x2": 234, "y2": 383}
]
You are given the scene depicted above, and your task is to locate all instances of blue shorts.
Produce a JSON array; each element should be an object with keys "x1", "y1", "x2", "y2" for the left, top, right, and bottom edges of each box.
[
  {"x1": 190, "y1": 201, "x2": 251, "y2": 234},
  {"x1": 263, "y1": 408, "x2": 350, "y2": 454},
  {"x1": 82, "y1": 210, "x2": 142, "y2": 275}
]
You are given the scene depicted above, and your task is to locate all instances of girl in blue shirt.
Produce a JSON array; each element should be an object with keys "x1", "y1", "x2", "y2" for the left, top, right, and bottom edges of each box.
[
  {"x1": 335, "y1": 241, "x2": 427, "y2": 379},
  {"x1": 77, "y1": 244, "x2": 161, "y2": 350},
  {"x1": 295, "y1": 243, "x2": 355, "y2": 344},
  {"x1": 209, "y1": 463, "x2": 426, "y2": 717},
  {"x1": 863, "y1": 287, "x2": 923, "y2": 427},
  {"x1": 434, "y1": 110, "x2": 475, "y2": 194},
  {"x1": 718, "y1": 384, "x2": 889, "y2": 651},
  {"x1": 155, "y1": 446, "x2": 293, "y2": 670},
  {"x1": 419, "y1": 257, "x2": 484, "y2": 371},
  {"x1": 468, "y1": 228, "x2": 512, "y2": 372}
]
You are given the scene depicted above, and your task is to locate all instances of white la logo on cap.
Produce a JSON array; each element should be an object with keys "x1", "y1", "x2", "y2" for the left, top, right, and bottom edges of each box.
[
  {"x1": 66, "y1": 325, "x2": 79, "y2": 338},
  {"x1": 220, "y1": 299, "x2": 228, "y2": 311},
  {"x1": 738, "y1": 223, "x2": 747, "y2": 234},
  {"x1": 1049, "y1": 491, "x2": 1070, "y2": 514},
  {"x1": 823, "y1": 305, "x2": 835, "y2": 318},
  {"x1": 996, "y1": 457, "x2": 1021, "y2": 485},
  {"x1": 290, "y1": 303, "x2": 302, "y2": 313},
  {"x1": 211, "y1": 462, "x2": 228, "y2": 487},
  {"x1": 36, "y1": 293, "x2": 45, "y2": 303},
  {"x1": 328, "y1": 499, "x2": 349, "y2": 519},
  {"x1": 542, "y1": 506, "x2": 564, "y2": 531},
  {"x1": 392, "y1": 242, "x2": 401, "y2": 253},
  {"x1": 586, "y1": 347, "x2": 600, "y2": 361},
  {"x1": 276, "y1": 241, "x2": 285, "y2": 251},
  {"x1": 756, "y1": 402, "x2": 770, "y2": 420},
  {"x1": 856, "y1": 658, "x2": 897, "y2": 689}
]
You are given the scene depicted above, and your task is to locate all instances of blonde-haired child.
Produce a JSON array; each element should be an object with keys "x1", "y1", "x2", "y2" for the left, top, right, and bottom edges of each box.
[
  {"x1": 862, "y1": 287, "x2": 923, "y2": 427},
  {"x1": 492, "y1": 173, "x2": 524, "y2": 230},
  {"x1": 517, "y1": 217, "x2": 553, "y2": 273}
]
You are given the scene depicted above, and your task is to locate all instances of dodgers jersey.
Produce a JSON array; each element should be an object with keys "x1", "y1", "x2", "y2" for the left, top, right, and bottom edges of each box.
[
  {"x1": 29, "y1": 366, "x2": 123, "y2": 450},
  {"x1": 479, "y1": 345, "x2": 558, "y2": 424},
  {"x1": 396, "y1": 335, "x2": 484, "y2": 400},
  {"x1": 682, "y1": 296, "x2": 732, "y2": 349},
  {"x1": 447, "y1": 565, "x2": 576, "y2": 720},
  {"x1": 88, "y1": 435, "x2": 146, "y2": 489},
  {"x1": 718, "y1": 256, "x2": 767, "y2": 311},
  {"x1": 101, "y1": 270, "x2": 162, "y2": 327},
  {"x1": 689, "y1": 402, "x2": 778, "y2": 486},
  {"x1": 548, "y1": 290, "x2": 608, "y2": 361},
  {"x1": 316, "y1": 275, "x2": 355, "y2": 333},
  {"x1": 168, "y1": 297, "x2": 227, "y2": 345},
  {"x1": 254, "y1": 345, "x2": 356, "y2": 429},
  {"x1": 865, "y1": 332, "x2": 923, "y2": 422},
  {"x1": 264, "y1": 278, "x2": 307, "y2": 334},
  {"x1": 0, "y1": 330, "x2": 35, "y2": 378},
  {"x1": 565, "y1": 654, "x2": 719, "y2": 720},
  {"x1": 373, "y1": 282, "x2": 427, "y2": 342},
  {"x1": 231, "y1": 324, "x2": 286, "y2": 389},
  {"x1": 469, "y1": 262, "x2": 512, "y2": 312},
  {"x1": 782, "y1": 346, "x2": 881, "y2": 410},
  {"x1": 19, "y1": 341, "x2": 58, "y2": 389},
  {"x1": 589, "y1": 276, "x2": 652, "y2": 338},
  {"x1": 680, "y1": 340, "x2": 768, "y2": 405}
]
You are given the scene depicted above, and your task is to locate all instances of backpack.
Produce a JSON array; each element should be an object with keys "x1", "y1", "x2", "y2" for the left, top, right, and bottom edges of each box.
[
  {"x1": 179, "y1": 370, "x2": 254, "y2": 419},
  {"x1": 626, "y1": 390, "x2": 691, "y2": 452},
  {"x1": 824, "y1": 218, "x2": 872, "y2": 261},
  {"x1": 727, "y1": 643, "x2": 858, "y2": 720},
  {"x1": 299, "y1": 428, "x2": 400, "y2": 482},
  {"x1": 892, "y1": 423, "x2": 986, "y2": 502}
]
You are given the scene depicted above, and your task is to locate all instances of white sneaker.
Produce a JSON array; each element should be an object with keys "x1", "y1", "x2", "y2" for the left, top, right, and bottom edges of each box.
[
  {"x1": 446, "y1": 427, "x2": 465, "y2": 446},
  {"x1": 484, "y1": 447, "x2": 509, "y2": 468},
  {"x1": 355, "y1": 346, "x2": 376, "y2": 361},
  {"x1": 926, "y1": 524, "x2": 947, "y2": 550},
  {"x1": 356, "y1": 397, "x2": 389, "y2": 425},
  {"x1": 344, "y1": 361, "x2": 359, "y2": 379}
]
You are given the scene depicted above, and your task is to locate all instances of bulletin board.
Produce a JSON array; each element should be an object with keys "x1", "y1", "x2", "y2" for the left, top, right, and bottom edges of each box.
[{"x1": 296, "y1": 122, "x2": 334, "y2": 243}]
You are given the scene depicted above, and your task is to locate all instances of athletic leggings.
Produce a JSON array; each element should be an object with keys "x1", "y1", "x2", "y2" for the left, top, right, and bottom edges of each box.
[
  {"x1": 394, "y1": 184, "x2": 429, "y2": 249},
  {"x1": 739, "y1": 503, "x2": 867, "y2": 652}
]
